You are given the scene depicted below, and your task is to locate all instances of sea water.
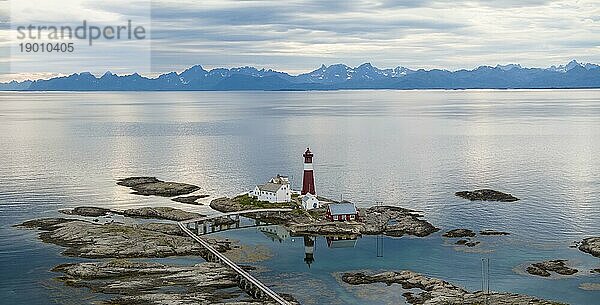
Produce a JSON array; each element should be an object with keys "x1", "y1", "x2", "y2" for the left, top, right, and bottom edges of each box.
[{"x1": 0, "y1": 90, "x2": 599, "y2": 304}]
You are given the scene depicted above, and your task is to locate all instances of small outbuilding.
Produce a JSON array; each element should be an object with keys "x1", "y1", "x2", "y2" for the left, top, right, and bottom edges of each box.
[
  {"x1": 326, "y1": 202, "x2": 359, "y2": 221},
  {"x1": 301, "y1": 193, "x2": 320, "y2": 210}
]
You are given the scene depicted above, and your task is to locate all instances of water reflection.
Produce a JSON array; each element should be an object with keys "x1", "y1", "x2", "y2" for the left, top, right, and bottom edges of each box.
[
  {"x1": 259, "y1": 225, "x2": 291, "y2": 242},
  {"x1": 303, "y1": 236, "x2": 315, "y2": 268},
  {"x1": 254, "y1": 224, "x2": 362, "y2": 268},
  {"x1": 326, "y1": 235, "x2": 358, "y2": 248}
]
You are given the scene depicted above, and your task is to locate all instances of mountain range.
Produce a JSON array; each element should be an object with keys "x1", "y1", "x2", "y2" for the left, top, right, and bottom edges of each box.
[{"x1": 1, "y1": 60, "x2": 599, "y2": 91}]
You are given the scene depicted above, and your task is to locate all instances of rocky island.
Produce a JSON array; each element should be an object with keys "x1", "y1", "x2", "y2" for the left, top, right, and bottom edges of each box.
[
  {"x1": 172, "y1": 194, "x2": 210, "y2": 205},
  {"x1": 117, "y1": 177, "x2": 200, "y2": 197},
  {"x1": 455, "y1": 189, "x2": 519, "y2": 202},
  {"x1": 62, "y1": 206, "x2": 204, "y2": 221},
  {"x1": 526, "y1": 260, "x2": 579, "y2": 277},
  {"x1": 578, "y1": 237, "x2": 600, "y2": 258},
  {"x1": 341, "y1": 270, "x2": 566, "y2": 305},
  {"x1": 52, "y1": 260, "x2": 272, "y2": 305},
  {"x1": 210, "y1": 195, "x2": 440, "y2": 238},
  {"x1": 17, "y1": 217, "x2": 227, "y2": 258},
  {"x1": 16, "y1": 206, "x2": 291, "y2": 304}
]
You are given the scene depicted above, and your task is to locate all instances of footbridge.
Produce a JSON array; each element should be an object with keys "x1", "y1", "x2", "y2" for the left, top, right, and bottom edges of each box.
[
  {"x1": 180, "y1": 208, "x2": 293, "y2": 236},
  {"x1": 178, "y1": 208, "x2": 293, "y2": 304}
]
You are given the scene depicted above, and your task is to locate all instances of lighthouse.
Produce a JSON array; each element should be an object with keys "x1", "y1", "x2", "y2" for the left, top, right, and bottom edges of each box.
[{"x1": 301, "y1": 148, "x2": 316, "y2": 195}]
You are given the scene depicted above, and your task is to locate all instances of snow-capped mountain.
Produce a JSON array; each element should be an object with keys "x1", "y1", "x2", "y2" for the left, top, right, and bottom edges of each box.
[
  {"x1": 546, "y1": 60, "x2": 599, "y2": 73},
  {"x1": 1, "y1": 60, "x2": 598, "y2": 91},
  {"x1": 295, "y1": 63, "x2": 414, "y2": 84}
]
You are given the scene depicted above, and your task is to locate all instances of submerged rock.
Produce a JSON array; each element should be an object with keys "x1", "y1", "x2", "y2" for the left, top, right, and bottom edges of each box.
[
  {"x1": 480, "y1": 230, "x2": 510, "y2": 236},
  {"x1": 341, "y1": 270, "x2": 566, "y2": 305},
  {"x1": 579, "y1": 283, "x2": 600, "y2": 291},
  {"x1": 465, "y1": 241, "x2": 480, "y2": 247},
  {"x1": 443, "y1": 229, "x2": 476, "y2": 238},
  {"x1": 526, "y1": 260, "x2": 578, "y2": 277},
  {"x1": 172, "y1": 195, "x2": 210, "y2": 204},
  {"x1": 16, "y1": 218, "x2": 231, "y2": 258},
  {"x1": 578, "y1": 237, "x2": 600, "y2": 258},
  {"x1": 118, "y1": 177, "x2": 200, "y2": 197},
  {"x1": 455, "y1": 189, "x2": 519, "y2": 202}
]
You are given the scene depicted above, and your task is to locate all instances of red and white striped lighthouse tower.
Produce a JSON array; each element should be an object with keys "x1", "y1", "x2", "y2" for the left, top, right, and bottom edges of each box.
[{"x1": 301, "y1": 148, "x2": 316, "y2": 195}]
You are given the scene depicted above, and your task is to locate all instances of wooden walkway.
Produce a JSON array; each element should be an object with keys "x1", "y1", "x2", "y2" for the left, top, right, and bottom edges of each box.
[{"x1": 177, "y1": 208, "x2": 293, "y2": 304}]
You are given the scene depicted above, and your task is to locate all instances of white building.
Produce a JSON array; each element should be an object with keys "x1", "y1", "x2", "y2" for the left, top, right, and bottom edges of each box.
[
  {"x1": 301, "y1": 193, "x2": 320, "y2": 210},
  {"x1": 250, "y1": 175, "x2": 291, "y2": 203}
]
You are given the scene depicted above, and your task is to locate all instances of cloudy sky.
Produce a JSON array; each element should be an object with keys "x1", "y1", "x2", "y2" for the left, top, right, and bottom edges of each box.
[{"x1": 1, "y1": 0, "x2": 599, "y2": 81}]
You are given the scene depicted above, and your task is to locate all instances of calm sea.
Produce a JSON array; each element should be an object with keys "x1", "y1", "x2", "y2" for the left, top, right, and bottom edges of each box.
[{"x1": 0, "y1": 90, "x2": 599, "y2": 304}]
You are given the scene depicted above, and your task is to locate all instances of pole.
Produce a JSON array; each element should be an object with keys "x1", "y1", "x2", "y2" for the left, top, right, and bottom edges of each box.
[
  {"x1": 376, "y1": 201, "x2": 384, "y2": 257},
  {"x1": 481, "y1": 257, "x2": 490, "y2": 305},
  {"x1": 481, "y1": 258, "x2": 484, "y2": 293},
  {"x1": 487, "y1": 258, "x2": 490, "y2": 295}
]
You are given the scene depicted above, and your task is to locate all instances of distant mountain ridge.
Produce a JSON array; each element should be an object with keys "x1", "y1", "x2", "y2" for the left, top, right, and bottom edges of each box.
[{"x1": 2, "y1": 60, "x2": 599, "y2": 91}]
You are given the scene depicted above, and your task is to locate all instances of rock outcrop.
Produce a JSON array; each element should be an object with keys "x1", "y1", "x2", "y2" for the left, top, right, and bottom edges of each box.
[
  {"x1": 341, "y1": 270, "x2": 566, "y2": 305},
  {"x1": 172, "y1": 195, "x2": 209, "y2": 204},
  {"x1": 362, "y1": 205, "x2": 439, "y2": 237},
  {"x1": 117, "y1": 207, "x2": 203, "y2": 221},
  {"x1": 443, "y1": 229, "x2": 476, "y2": 238},
  {"x1": 578, "y1": 237, "x2": 600, "y2": 258},
  {"x1": 17, "y1": 210, "x2": 291, "y2": 304},
  {"x1": 211, "y1": 197, "x2": 439, "y2": 238},
  {"x1": 526, "y1": 260, "x2": 578, "y2": 277},
  {"x1": 455, "y1": 189, "x2": 519, "y2": 202},
  {"x1": 16, "y1": 218, "x2": 230, "y2": 258},
  {"x1": 63, "y1": 206, "x2": 203, "y2": 222},
  {"x1": 60, "y1": 206, "x2": 111, "y2": 217},
  {"x1": 118, "y1": 177, "x2": 200, "y2": 197},
  {"x1": 53, "y1": 260, "x2": 287, "y2": 305}
]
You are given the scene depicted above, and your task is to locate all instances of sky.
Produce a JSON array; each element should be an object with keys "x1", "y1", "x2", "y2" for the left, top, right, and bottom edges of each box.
[{"x1": 1, "y1": 0, "x2": 599, "y2": 81}]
